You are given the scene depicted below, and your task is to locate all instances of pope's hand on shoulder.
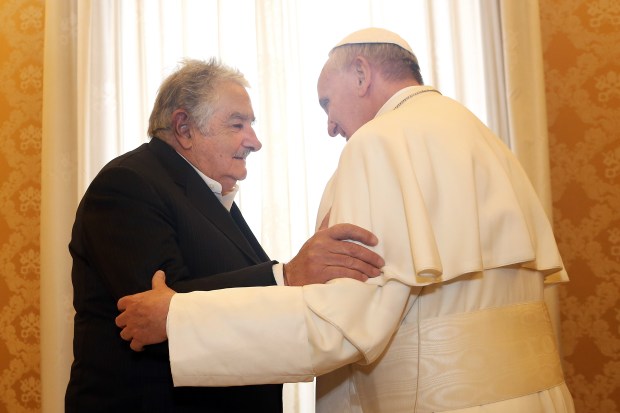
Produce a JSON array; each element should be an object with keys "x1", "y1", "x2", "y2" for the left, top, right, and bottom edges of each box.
[{"x1": 115, "y1": 270, "x2": 173, "y2": 352}]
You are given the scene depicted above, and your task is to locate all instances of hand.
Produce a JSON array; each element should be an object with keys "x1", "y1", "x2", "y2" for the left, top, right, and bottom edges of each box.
[
  {"x1": 284, "y1": 223, "x2": 384, "y2": 286},
  {"x1": 115, "y1": 270, "x2": 175, "y2": 351}
]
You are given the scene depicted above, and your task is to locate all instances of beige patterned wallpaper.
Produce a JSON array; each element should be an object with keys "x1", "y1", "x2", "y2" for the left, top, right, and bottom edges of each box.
[
  {"x1": 0, "y1": 0, "x2": 618, "y2": 412},
  {"x1": 540, "y1": 0, "x2": 620, "y2": 412},
  {"x1": 0, "y1": 0, "x2": 44, "y2": 412}
]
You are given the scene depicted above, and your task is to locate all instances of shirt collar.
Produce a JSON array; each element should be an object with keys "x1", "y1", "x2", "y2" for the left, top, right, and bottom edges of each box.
[{"x1": 176, "y1": 152, "x2": 238, "y2": 211}]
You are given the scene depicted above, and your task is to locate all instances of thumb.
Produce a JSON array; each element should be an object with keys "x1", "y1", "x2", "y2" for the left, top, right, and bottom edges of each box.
[{"x1": 152, "y1": 270, "x2": 167, "y2": 289}]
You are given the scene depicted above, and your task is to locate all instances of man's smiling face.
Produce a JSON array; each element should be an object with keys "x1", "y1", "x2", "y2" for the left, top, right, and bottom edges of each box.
[{"x1": 191, "y1": 81, "x2": 261, "y2": 194}]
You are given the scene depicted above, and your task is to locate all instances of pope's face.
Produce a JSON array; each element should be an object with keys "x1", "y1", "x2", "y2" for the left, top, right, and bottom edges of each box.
[
  {"x1": 192, "y1": 81, "x2": 261, "y2": 194},
  {"x1": 317, "y1": 61, "x2": 372, "y2": 140}
]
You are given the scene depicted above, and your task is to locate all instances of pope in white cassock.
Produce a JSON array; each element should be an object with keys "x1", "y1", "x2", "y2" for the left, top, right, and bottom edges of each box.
[{"x1": 117, "y1": 28, "x2": 576, "y2": 412}]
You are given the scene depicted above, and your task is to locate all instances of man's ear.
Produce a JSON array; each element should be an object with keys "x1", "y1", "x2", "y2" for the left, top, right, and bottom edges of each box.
[
  {"x1": 172, "y1": 109, "x2": 192, "y2": 149},
  {"x1": 353, "y1": 56, "x2": 372, "y2": 96}
]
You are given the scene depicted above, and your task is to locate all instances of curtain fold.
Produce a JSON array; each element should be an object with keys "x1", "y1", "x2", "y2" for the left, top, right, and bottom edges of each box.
[
  {"x1": 499, "y1": 0, "x2": 554, "y2": 212},
  {"x1": 40, "y1": 1, "x2": 79, "y2": 412},
  {"x1": 495, "y1": 0, "x2": 563, "y2": 350},
  {"x1": 40, "y1": 1, "x2": 560, "y2": 411}
]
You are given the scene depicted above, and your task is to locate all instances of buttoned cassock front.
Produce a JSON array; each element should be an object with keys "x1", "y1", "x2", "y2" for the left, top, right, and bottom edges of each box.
[{"x1": 167, "y1": 87, "x2": 574, "y2": 412}]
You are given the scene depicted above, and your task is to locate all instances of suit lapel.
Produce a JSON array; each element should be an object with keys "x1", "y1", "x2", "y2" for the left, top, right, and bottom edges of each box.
[
  {"x1": 230, "y1": 203, "x2": 270, "y2": 262},
  {"x1": 148, "y1": 138, "x2": 265, "y2": 264}
]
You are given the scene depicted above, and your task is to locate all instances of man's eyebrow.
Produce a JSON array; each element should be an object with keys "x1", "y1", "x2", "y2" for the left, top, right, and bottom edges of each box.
[{"x1": 227, "y1": 112, "x2": 256, "y2": 123}]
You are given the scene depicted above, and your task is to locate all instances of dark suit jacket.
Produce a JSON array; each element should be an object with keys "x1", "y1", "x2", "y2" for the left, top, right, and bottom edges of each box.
[{"x1": 65, "y1": 138, "x2": 282, "y2": 413}]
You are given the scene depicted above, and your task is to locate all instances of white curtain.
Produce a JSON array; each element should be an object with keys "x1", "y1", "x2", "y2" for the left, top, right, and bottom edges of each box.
[
  {"x1": 41, "y1": 1, "x2": 78, "y2": 412},
  {"x1": 40, "y1": 1, "x2": 554, "y2": 412}
]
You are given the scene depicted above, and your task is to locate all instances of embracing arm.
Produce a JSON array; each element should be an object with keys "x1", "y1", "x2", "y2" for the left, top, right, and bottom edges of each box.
[
  {"x1": 116, "y1": 273, "x2": 413, "y2": 384},
  {"x1": 171, "y1": 279, "x2": 413, "y2": 386}
]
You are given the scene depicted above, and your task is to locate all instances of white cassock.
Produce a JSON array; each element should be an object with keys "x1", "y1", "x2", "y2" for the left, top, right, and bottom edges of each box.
[{"x1": 166, "y1": 86, "x2": 575, "y2": 412}]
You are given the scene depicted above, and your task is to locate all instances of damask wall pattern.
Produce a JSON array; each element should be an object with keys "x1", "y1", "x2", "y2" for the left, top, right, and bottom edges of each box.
[
  {"x1": 539, "y1": 0, "x2": 620, "y2": 412},
  {"x1": 0, "y1": 0, "x2": 44, "y2": 412}
]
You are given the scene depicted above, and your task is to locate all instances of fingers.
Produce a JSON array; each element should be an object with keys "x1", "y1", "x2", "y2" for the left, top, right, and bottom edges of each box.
[
  {"x1": 314, "y1": 223, "x2": 385, "y2": 277},
  {"x1": 117, "y1": 296, "x2": 128, "y2": 312},
  {"x1": 121, "y1": 332, "x2": 144, "y2": 352},
  {"x1": 115, "y1": 321, "x2": 150, "y2": 352},
  {"x1": 118, "y1": 323, "x2": 131, "y2": 340},
  {"x1": 117, "y1": 319, "x2": 146, "y2": 352},
  {"x1": 337, "y1": 252, "x2": 382, "y2": 278},
  {"x1": 288, "y1": 222, "x2": 384, "y2": 285},
  {"x1": 323, "y1": 238, "x2": 384, "y2": 270},
  {"x1": 319, "y1": 242, "x2": 383, "y2": 278},
  {"x1": 115, "y1": 311, "x2": 126, "y2": 328},
  {"x1": 327, "y1": 223, "x2": 378, "y2": 246},
  {"x1": 117, "y1": 291, "x2": 143, "y2": 313},
  {"x1": 117, "y1": 293, "x2": 139, "y2": 312},
  {"x1": 130, "y1": 339, "x2": 145, "y2": 352},
  {"x1": 117, "y1": 323, "x2": 145, "y2": 351},
  {"x1": 152, "y1": 270, "x2": 166, "y2": 288},
  {"x1": 114, "y1": 272, "x2": 172, "y2": 352}
]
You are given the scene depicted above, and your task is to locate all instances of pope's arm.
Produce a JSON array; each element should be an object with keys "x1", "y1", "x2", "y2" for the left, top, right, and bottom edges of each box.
[{"x1": 167, "y1": 276, "x2": 413, "y2": 386}]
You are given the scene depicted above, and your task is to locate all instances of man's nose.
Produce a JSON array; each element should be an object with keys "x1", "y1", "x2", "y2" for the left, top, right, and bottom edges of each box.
[{"x1": 246, "y1": 130, "x2": 262, "y2": 151}]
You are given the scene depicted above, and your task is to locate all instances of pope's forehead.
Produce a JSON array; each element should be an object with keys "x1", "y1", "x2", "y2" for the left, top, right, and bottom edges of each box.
[{"x1": 317, "y1": 62, "x2": 342, "y2": 85}]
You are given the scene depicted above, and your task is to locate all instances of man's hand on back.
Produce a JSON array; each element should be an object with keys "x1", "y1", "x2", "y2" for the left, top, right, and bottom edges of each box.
[{"x1": 284, "y1": 223, "x2": 384, "y2": 286}]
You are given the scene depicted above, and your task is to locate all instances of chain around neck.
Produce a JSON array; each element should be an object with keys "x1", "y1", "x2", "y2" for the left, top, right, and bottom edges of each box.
[{"x1": 394, "y1": 88, "x2": 440, "y2": 109}]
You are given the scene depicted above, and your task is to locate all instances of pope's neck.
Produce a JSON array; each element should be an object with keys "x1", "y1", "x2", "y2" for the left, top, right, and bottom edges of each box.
[{"x1": 370, "y1": 78, "x2": 421, "y2": 116}]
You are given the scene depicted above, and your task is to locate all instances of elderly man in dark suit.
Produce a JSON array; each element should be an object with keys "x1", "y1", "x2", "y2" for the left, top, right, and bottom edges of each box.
[{"x1": 64, "y1": 58, "x2": 383, "y2": 413}]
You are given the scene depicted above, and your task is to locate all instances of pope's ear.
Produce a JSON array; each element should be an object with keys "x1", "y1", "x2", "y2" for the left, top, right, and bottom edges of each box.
[
  {"x1": 352, "y1": 56, "x2": 371, "y2": 96},
  {"x1": 172, "y1": 110, "x2": 192, "y2": 149}
]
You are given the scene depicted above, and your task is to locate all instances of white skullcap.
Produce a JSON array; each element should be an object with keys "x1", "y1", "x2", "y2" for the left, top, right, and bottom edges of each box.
[{"x1": 332, "y1": 27, "x2": 414, "y2": 54}]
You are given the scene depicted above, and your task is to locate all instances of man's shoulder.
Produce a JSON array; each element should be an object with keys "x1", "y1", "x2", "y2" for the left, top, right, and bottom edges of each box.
[
  {"x1": 87, "y1": 142, "x2": 174, "y2": 192},
  {"x1": 105, "y1": 142, "x2": 153, "y2": 168}
]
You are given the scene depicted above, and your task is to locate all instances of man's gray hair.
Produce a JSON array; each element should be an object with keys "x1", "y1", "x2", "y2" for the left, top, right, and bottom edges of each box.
[
  {"x1": 329, "y1": 43, "x2": 424, "y2": 85},
  {"x1": 148, "y1": 58, "x2": 249, "y2": 138}
]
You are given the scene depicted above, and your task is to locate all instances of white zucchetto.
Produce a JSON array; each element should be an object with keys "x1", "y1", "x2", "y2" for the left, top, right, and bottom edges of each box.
[{"x1": 332, "y1": 27, "x2": 414, "y2": 54}]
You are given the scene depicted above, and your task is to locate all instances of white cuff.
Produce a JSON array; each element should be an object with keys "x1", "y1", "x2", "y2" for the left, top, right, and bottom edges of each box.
[{"x1": 273, "y1": 262, "x2": 285, "y2": 286}]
